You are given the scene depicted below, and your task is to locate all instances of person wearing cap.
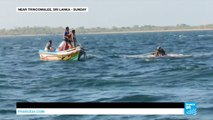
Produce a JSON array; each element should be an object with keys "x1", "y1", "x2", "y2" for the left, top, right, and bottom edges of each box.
[
  {"x1": 152, "y1": 46, "x2": 166, "y2": 56},
  {"x1": 44, "y1": 40, "x2": 54, "y2": 51}
]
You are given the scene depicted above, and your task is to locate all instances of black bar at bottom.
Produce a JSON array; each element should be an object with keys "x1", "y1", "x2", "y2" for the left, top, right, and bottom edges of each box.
[{"x1": 17, "y1": 102, "x2": 184, "y2": 108}]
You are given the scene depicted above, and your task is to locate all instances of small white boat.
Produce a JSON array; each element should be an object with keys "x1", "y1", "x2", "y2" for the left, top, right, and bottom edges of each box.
[{"x1": 124, "y1": 54, "x2": 192, "y2": 59}]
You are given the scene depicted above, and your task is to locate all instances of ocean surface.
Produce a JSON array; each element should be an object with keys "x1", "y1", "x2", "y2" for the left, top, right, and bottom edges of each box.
[{"x1": 0, "y1": 31, "x2": 213, "y2": 120}]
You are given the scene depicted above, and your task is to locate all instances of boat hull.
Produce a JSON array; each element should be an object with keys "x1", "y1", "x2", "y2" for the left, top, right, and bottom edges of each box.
[{"x1": 39, "y1": 47, "x2": 81, "y2": 61}]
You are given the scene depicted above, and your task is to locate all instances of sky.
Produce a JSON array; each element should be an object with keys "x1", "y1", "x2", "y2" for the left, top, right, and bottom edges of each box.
[{"x1": 0, "y1": 0, "x2": 213, "y2": 29}]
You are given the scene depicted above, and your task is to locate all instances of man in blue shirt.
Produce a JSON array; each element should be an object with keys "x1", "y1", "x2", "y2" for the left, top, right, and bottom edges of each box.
[
  {"x1": 64, "y1": 26, "x2": 70, "y2": 43},
  {"x1": 63, "y1": 26, "x2": 73, "y2": 49}
]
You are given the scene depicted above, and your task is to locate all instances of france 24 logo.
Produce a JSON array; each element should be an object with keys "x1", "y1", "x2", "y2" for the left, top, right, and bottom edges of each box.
[{"x1": 184, "y1": 102, "x2": 196, "y2": 115}]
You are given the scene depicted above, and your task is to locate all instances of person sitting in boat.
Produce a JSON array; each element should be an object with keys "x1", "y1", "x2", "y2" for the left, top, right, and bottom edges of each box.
[
  {"x1": 57, "y1": 40, "x2": 66, "y2": 51},
  {"x1": 152, "y1": 46, "x2": 166, "y2": 56},
  {"x1": 44, "y1": 40, "x2": 54, "y2": 52}
]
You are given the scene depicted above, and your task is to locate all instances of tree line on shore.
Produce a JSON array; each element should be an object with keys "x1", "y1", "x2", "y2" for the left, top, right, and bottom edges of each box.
[{"x1": 0, "y1": 24, "x2": 213, "y2": 35}]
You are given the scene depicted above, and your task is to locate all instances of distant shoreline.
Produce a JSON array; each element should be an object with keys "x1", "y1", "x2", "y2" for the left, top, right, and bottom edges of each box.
[
  {"x1": 82, "y1": 28, "x2": 213, "y2": 35},
  {"x1": 0, "y1": 28, "x2": 213, "y2": 37}
]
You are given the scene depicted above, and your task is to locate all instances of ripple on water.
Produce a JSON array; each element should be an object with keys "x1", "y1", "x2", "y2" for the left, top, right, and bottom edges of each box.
[{"x1": 0, "y1": 31, "x2": 213, "y2": 119}]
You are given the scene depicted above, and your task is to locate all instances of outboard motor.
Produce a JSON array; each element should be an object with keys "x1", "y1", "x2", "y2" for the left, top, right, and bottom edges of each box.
[{"x1": 78, "y1": 47, "x2": 86, "y2": 61}]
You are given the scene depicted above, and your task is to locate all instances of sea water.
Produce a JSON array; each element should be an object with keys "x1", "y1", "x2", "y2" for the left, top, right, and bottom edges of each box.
[{"x1": 0, "y1": 31, "x2": 213, "y2": 120}]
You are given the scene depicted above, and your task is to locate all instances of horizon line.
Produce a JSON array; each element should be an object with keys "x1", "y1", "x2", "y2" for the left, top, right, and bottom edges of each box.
[{"x1": 1, "y1": 23, "x2": 213, "y2": 30}]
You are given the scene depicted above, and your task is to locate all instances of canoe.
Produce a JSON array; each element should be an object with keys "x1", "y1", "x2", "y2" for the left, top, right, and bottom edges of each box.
[
  {"x1": 39, "y1": 46, "x2": 84, "y2": 61},
  {"x1": 124, "y1": 53, "x2": 192, "y2": 59}
]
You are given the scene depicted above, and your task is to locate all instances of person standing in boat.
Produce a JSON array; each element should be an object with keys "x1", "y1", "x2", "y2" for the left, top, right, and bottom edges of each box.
[
  {"x1": 71, "y1": 29, "x2": 77, "y2": 47},
  {"x1": 64, "y1": 26, "x2": 73, "y2": 49},
  {"x1": 58, "y1": 27, "x2": 72, "y2": 51},
  {"x1": 63, "y1": 26, "x2": 74, "y2": 49},
  {"x1": 44, "y1": 40, "x2": 54, "y2": 51},
  {"x1": 64, "y1": 26, "x2": 70, "y2": 43},
  {"x1": 67, "y1": 31, "x2": 74, "y2": 49}
]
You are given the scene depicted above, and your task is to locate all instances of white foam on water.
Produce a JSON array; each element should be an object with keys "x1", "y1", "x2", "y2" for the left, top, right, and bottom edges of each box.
[
  {"x1": 193, "y1": 52, "x2": 213, "y2": 58},
  {"x1": 178, "y1": 35, "x2": 187, "y2": 38},
  {"x1": 86, "y1": 54, "x2": 99, "y2": 59},
  {"x1": 35, "y1": 37, "x2": 42, "y2": 40},
  {"x1": 198, "y1": 34, "x2": 213, "y2": 38}
]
